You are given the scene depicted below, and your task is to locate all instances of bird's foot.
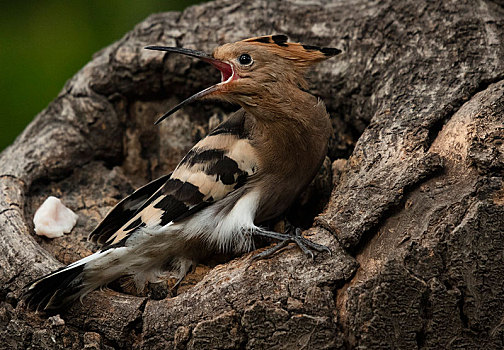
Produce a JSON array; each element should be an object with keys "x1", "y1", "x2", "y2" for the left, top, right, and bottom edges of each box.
[{"x1": 252, "y1": 226, "x2": 331, "y2": 260}]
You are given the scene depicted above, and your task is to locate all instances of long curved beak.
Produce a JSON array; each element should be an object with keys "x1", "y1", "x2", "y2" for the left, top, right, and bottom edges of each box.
[{"x1": 145, "y1": 46, "x2": 234, "y2": 125}]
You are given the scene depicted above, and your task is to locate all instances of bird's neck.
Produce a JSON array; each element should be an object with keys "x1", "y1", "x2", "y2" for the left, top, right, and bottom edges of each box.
[
  {"x1": 242, "y1": 84, "x2": 318, "y2": 126},
  {"x1": 244, "y1": 85, "x2": 330, "y2": 140},
  {"x1": 242, "y1": 84, "x2": 332, "y2": 173}
]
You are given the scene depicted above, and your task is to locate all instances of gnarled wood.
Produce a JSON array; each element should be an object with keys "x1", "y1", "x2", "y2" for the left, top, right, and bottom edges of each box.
[{"x1": 0, "y1": 0, "x2": 503, "y2": 348}]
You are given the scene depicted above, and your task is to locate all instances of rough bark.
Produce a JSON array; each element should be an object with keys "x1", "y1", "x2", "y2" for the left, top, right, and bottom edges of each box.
[{"x1": 1, "y1": 0, "x2": 503, "y2": 349}]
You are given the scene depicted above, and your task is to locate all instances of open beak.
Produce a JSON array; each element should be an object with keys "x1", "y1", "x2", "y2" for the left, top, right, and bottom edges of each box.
[{"x1": 145, "y1": 46, "x2": 236, "y2": 125}]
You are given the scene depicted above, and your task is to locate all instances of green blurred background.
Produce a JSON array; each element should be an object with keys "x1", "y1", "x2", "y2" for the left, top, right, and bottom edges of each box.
[{"x1": 0, "y1": 0, "x2": 205, "y2": 152}]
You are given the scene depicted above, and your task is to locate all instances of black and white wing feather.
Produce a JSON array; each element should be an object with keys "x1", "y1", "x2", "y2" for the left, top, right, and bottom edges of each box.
[
  {"x1": 88, "y1": 174, "x2": 171, "y2": 245},
  {"x1": 91, "y1": 110, "x2": 258, "y2": 249}
]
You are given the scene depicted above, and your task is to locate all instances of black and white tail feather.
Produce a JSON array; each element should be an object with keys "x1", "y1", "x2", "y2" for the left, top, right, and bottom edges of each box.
[{"x1": 24, "y1": 261, "x2": 86, "y2": 311}]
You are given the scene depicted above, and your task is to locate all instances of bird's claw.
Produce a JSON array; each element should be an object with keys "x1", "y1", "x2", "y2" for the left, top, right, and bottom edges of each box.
[
  {"x1": 252, "y1": 226, "x2": 331, "y2": 260},
  {"x1": 251, "y1": 240, "x2": 289, "y2": 260}
]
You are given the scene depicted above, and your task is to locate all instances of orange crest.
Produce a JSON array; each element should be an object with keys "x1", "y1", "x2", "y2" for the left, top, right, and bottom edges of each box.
[{"x1": 240, "y1": 35, "x2": 341, "y2": 68}]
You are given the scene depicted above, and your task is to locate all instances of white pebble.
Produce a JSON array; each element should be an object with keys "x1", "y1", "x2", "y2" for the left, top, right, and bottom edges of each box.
[{"x1": 33, "y1": 196, "x2": 78, "y2": 238}]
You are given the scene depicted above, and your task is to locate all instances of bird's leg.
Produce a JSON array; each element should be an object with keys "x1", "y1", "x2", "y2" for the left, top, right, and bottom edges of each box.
[
  {"x1": 171, "y1": 258, "x2": 194, "y2": 290},
  {"x1": 251, "y1": 222, "x2": 331, "y2": 260},
  {"x1": 172, "y1": 275, "x2": 185, "y2": 290}
]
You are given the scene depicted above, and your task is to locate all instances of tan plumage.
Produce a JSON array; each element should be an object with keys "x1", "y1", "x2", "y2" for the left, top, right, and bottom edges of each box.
[{"x1": 23, "y1": 35, "x2": 340, "y2": 311}]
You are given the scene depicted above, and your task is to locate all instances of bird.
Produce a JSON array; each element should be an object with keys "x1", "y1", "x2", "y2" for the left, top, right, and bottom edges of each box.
[{"x1": 23, "y1": 35, "x2": 341, "y2": 311}]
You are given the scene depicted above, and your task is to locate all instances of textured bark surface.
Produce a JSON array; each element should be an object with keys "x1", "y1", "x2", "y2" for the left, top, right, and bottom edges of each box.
[{"x1": 1, "y1": 0, "x2": 504, "y2": 348}]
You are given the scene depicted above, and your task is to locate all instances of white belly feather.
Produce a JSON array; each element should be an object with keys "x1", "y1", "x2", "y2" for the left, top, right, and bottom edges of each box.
[{"x1": 178, "y1": 189, "x2": 261, "y2": 252}]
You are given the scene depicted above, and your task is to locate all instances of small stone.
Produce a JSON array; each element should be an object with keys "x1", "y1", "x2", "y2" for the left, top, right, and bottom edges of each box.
[
  {"x1": 48, "y1": 314, "x2": 65, "y2": 327},
  {"x1": 33, "y1": 196, "x2": 78, "y2": 238}
]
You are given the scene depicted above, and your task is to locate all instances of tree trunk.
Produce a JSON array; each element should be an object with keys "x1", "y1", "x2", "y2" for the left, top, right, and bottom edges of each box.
[{"x1": 1, "y1": 0, "x2": 503, "y2": 348}]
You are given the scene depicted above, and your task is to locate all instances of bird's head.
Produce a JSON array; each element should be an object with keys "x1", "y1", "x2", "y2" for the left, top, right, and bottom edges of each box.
[{"x1": 146, "y1": 35, "x2": 340, "y2": 124}]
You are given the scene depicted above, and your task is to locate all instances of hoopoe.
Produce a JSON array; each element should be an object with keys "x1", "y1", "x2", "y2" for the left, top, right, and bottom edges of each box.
[{"x1": 24, "y1": 35, "x2": 340, "y2": 311}]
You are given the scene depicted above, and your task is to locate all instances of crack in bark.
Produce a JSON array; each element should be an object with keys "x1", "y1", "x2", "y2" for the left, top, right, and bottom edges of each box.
[
  {"x1": 426, "y1": 75, "x2": 504, "y2": 153},
  {"x1": 0, "y1": 206, "x2": 21, "y2": 217},
  {"x1": 457, "y1": 287, "x2": 470, "y2": 329},
  {"x1": 415, "y1": 286, "x2": 431, "y2": 349},
  {"x1": 0, "y1": 174, "x2": 26, "y2": 186},
  {"x1": 126, "y1": 298, "x2": 148, "y2": 347},
  {"x1": 347, "y1": 161, "x2": 443, "y2": 257}
]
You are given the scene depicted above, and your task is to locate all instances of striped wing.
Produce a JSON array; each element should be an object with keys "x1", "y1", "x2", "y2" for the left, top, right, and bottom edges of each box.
[
  {"x1": 89, "y1": 174, "x2": 171, "y2": 245},
  {"x1": 92, "y1": 110, "x2": 258, "y2": 249}
]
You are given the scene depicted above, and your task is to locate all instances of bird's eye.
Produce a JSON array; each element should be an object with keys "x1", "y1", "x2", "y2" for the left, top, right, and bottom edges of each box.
[{"x1": 238, "y1": 53, "x2": 253, "y2": 66}]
